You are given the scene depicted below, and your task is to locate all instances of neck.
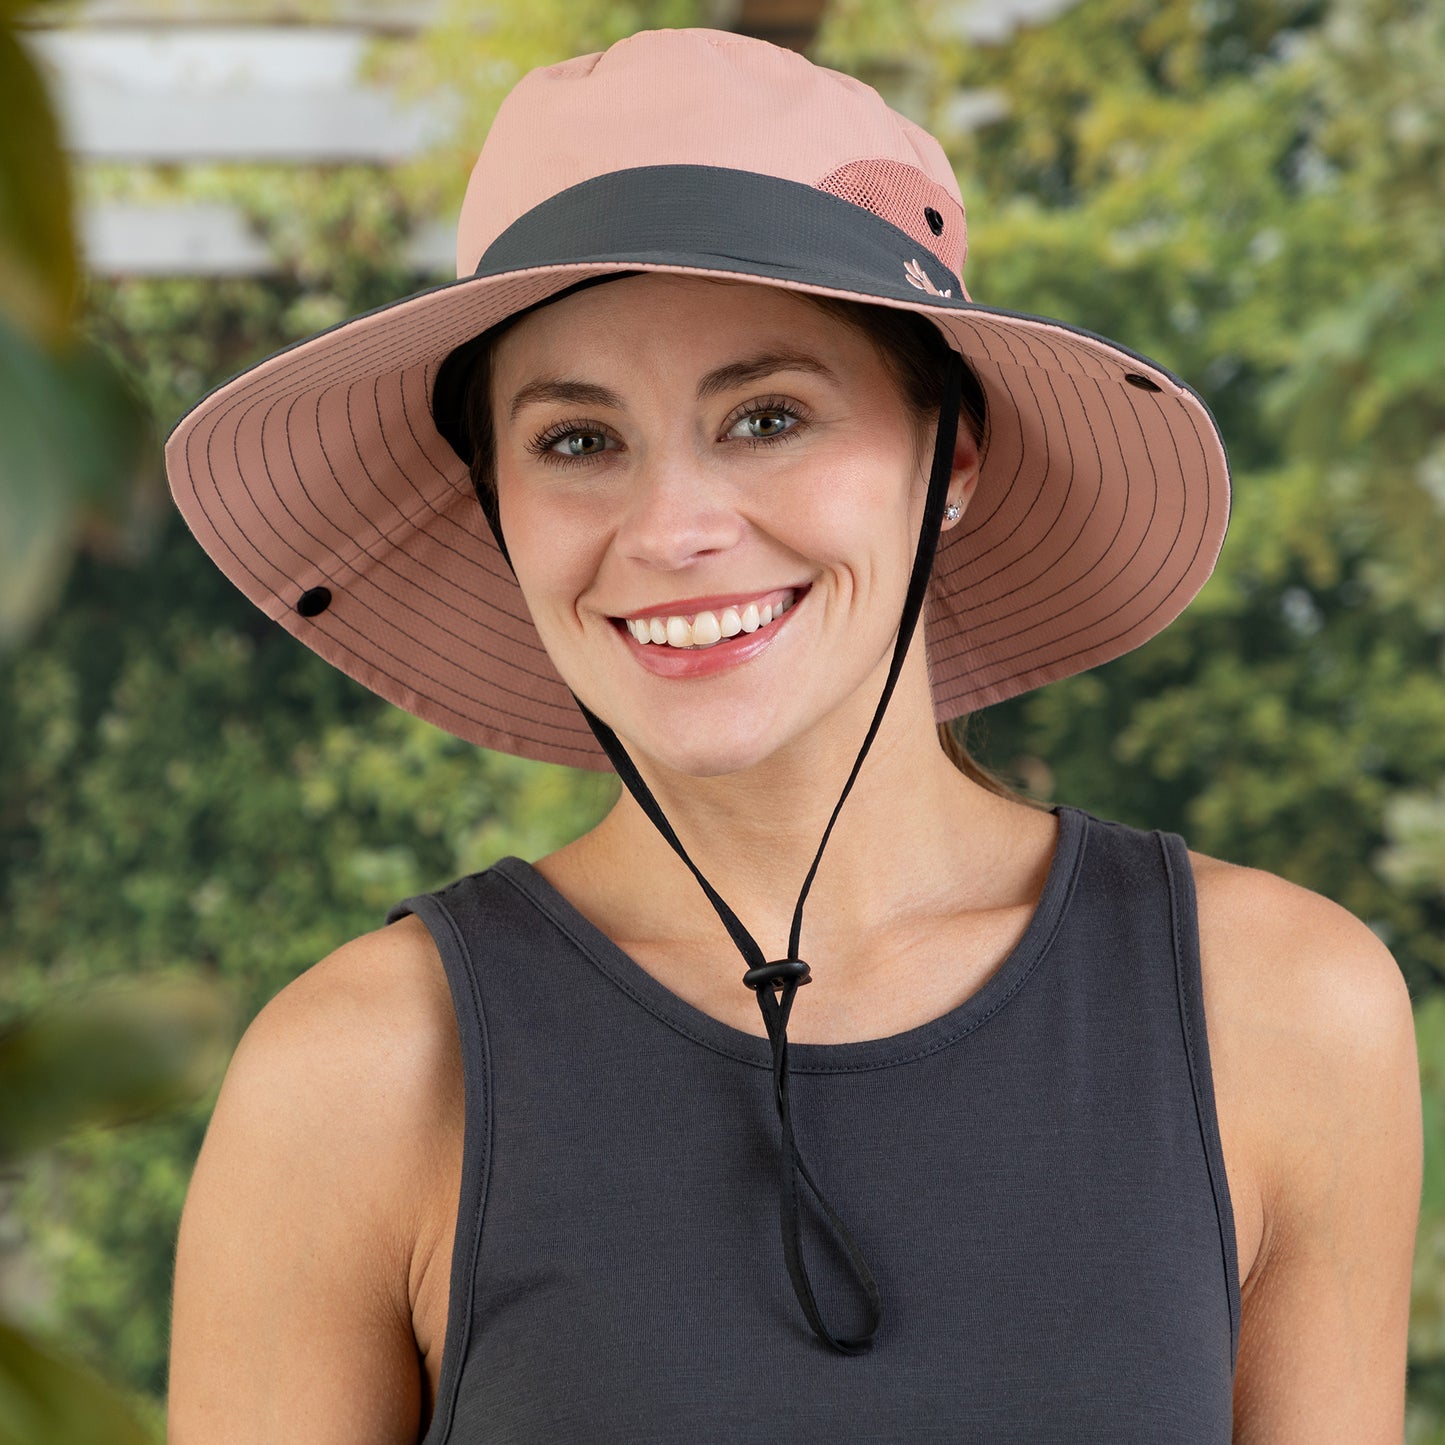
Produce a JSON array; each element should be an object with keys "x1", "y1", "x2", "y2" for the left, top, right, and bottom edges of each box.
[{"x1": 568, "y1": 646, "x2": 1041, "y2": 980}]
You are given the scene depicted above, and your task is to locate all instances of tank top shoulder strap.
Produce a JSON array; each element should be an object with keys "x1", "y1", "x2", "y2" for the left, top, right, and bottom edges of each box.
[
  {"x1": 384, "y1": 871, "x2": 507, "y2": 1444},
  {"x1": 1155, "y1": 820, "x2": 1242, "y2": 1367},
  {"x1": 1051, "y1": 809, "x2": 1240, "y2": 1368}
]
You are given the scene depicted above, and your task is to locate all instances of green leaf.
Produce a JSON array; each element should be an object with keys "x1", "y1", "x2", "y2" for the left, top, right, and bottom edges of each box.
[
  {"x1": 0, "y1": 25, "x2": 78, "y2": 343},
  {"x1": 0, "y1": 316, "x2": 154, "y2": 649},
  {"x1": 0, "y1": 979, "x2": 236, "y2": 1162},
  {"x1": 0, "y1": 1321, "x2": 154, "y2": 1445}
]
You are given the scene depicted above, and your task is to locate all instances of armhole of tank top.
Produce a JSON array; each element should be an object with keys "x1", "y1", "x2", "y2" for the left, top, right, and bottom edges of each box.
[
  {"x1": 387, "y1": 891, "x2": 493, "y2": 1445},
  {"x1": 1157, "y1": 830, "x2": 1243, "y2": 1377}
]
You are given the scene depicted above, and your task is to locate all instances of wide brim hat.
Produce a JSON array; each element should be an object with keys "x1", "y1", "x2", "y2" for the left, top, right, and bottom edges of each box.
[{"x1": 164, "y1": 26, "x2": 1230, "y2": 773}]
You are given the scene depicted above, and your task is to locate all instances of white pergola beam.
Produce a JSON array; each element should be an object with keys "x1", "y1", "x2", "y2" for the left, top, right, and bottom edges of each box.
[
  {"x1": 27, "y1": 27, "x2": 455, "y2": 162},
  {"x1": 81, "y1": 201, "x2": 457, "y2": 276}
]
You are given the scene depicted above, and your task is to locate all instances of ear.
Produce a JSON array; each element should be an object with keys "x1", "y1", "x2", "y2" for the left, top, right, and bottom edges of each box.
[{"x1": 945, "y1": 419, "x2": 981, "y2": 526}]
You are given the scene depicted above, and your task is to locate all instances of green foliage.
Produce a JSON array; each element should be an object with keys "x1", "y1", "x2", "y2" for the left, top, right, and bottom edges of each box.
[
  {"x1": 0, "y1": 982, "x2": 234, "y2": 1160},
  {"x1": 0, "y1": 1320, "x2": 152, "y2": 1445},
  {"x1": 0, "y1": 317, "x2": 154, "y2": 650},
  {"x1": 0, "y1": 975, "x2": 231, "y2": 1445},
  {"x1": 0, "y1": 7, "x2": 238, "y2": 1440},
  {"x1": 1415, "y1": 992, "x2": 1445, "y2": 1441}
]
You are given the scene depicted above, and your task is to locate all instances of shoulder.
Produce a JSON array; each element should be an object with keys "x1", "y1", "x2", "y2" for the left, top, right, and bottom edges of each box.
[
  {"x1": 1185, "y1": 849, "x2": 1421, "y2": 1434},
  {"x1": 169, "y1": 913, "x2": 461, "y2": 1440},
  {"x1": 235, "y1": 911, "x2": 457, "y2": 1092},
  {"x1": 225, "y1": 913, "x2": 456, "y2": 1138},
  {"x1": 224, "y1": 911, "x2": 461, "y2": 1233},
  {"x1": 1186, "y1": 848, "x2": 1415, "y2": 1082}
]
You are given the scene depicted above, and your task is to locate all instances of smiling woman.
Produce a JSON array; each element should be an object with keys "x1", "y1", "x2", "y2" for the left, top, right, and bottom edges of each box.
[
  {"x1": 162, "y1": 25, "x2": 1419, "y2": 1445},
  {"x1": 448, "y1": 276, "x2": 1009, "y2": 790}
]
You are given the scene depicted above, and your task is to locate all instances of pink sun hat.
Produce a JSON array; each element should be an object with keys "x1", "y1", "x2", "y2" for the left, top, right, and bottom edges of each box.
[{"x1": 164, "y1": 27, "x2": 1230, "y2": 771}]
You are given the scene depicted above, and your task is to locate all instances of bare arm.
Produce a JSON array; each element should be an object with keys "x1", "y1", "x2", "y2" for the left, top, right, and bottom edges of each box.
[
  {"x1": 168, "y1": 917, "x2": 459, "y2": 1444},
  {"x1": 1196, "y1": 859, "x2": 1423, "y2": 1442}
]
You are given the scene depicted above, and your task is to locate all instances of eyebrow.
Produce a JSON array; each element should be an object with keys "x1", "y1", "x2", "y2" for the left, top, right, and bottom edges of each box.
[{"x1": 506, "y1": 349, "x2": 838, "y2": 422}]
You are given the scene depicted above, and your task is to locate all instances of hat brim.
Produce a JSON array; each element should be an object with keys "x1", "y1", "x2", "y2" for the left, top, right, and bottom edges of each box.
[{"x1": 165, "y1": 181, "x2": 1229, "y2": 772}]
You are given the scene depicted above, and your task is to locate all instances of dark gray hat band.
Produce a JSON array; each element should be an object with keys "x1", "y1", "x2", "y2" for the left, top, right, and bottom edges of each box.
[{"x1": 475, "y1": 164, "x2": 964, "y2": 302}]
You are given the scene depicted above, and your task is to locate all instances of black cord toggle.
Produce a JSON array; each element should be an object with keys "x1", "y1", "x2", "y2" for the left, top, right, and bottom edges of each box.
[{"x1": 742, "y1": 958, "x2": 812, "y2": 992}]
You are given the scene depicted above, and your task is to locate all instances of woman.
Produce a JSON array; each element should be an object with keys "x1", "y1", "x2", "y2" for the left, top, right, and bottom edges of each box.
[{"x1": 164, "y1": 28, "x2": 1420, "y2": 1443}]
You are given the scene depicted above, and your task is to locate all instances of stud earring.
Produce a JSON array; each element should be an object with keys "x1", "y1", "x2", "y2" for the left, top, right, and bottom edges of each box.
[{"x1": 943, "y1": 501, "x2": 961, "y2": 523}]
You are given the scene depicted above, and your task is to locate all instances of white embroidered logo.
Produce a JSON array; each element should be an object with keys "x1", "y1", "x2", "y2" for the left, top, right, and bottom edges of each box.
[{"x1": 904, "y1": 258, "x2": 952, "y2": 298}]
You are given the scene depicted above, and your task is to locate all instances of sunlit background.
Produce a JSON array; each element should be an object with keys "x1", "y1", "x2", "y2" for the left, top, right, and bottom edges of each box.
[{"x1": 2, "y1": 0, "x2": 1443, "y2": 1438}]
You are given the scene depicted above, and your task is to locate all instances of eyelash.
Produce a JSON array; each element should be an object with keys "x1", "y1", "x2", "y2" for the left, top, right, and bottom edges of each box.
[{"x1": 524, "y1": 396, "x2": 811, "y2": 467}]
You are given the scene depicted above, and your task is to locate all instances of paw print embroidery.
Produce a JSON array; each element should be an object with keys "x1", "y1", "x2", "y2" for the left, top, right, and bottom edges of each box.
[{"x1": 904, "y1": 258, "x2": 952, "y2": 298}]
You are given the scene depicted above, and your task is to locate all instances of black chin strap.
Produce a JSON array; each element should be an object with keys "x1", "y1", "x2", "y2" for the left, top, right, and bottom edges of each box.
[{"x1": 493, "y1": 351, "x2": 964, "y2": 1354}]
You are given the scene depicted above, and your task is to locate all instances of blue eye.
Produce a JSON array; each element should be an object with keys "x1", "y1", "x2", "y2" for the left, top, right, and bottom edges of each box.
[
  {"x1": 735, "y1": 410, "x2": 791, "y2": 439},
  {"x1": 553, "y1": 431, "x2": 609, "y2": 456},
  {"x1": 526, "y1": 422, "x2": 617, "y2": 465},
  {"x1": 727, "y1": 402, "x2": 806, "y2": 445}
]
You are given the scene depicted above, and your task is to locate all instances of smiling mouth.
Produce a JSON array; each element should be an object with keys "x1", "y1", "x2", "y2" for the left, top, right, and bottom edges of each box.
[{"x1": 611, "y1": 585, "x2": 810, "y2": 650}]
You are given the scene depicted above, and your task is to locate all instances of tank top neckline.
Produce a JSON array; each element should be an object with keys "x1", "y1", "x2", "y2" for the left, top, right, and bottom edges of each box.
[{"x1": 487, "y1": 804, "x2": 1090, "y2": 1074}]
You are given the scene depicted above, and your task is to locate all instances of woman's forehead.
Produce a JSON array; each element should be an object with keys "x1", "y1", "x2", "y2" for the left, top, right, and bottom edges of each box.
[{"x1": 491, "y1": 275, "x2": 872, "y2": 383}]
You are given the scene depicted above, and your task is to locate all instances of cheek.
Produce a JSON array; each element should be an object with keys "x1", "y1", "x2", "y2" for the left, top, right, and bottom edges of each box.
[
  {"x1": 785, "y1": 439, "x2": 921, "y2": 560},
  {"x1": 498, "y1": 485, "x2": 604, "y2": 630}
]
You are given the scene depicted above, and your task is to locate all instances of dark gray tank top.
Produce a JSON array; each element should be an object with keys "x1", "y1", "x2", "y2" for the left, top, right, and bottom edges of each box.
[{"x1": 386, "y1": 805, "x2": 1240, "y2": 1443}]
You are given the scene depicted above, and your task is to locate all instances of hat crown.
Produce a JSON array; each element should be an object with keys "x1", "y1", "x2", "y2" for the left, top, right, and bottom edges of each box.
[{"x1": 455, "y1": 28, "x2": 966, "y2": 281}]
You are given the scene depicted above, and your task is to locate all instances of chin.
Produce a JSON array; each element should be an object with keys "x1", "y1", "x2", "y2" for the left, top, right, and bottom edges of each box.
[
  {"x1": 590, "y1": 700, "x2": 797, "y2": 780},
  {"x1": 627, "y1": 732, "x2": 781, "y2": 782}
]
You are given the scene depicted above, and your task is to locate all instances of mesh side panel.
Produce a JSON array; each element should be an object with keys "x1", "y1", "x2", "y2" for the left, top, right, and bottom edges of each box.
[{"x1": 815, "y1": 158, "x2": 966, "y2": 277}]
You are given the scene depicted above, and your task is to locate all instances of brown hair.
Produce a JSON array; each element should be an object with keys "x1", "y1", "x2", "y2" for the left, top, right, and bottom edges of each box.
[{"x1": 459, "y1": 287, "x2": 1018, "y2": 799}]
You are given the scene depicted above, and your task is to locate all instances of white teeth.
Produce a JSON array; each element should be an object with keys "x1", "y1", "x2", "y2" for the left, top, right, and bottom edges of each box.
[{"x1": 623, "y1": 588, "x2": 798, "y2": 648}]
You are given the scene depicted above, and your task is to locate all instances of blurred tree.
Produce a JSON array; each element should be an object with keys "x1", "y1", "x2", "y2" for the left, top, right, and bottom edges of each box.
[
  {"x1": 0, "y1": 979, "x2": 234, "y2": 1445},
  {"x1": 1, "y1": 3, "x2": 237, "y2": 1440}
]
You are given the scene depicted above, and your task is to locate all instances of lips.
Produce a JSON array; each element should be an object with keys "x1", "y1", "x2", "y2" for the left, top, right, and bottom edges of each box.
[
  {"x1": 621, "y1": 589, "x2": 803, "y2": 653},
  {"x1": 610, "y1": 581, "x2": 808, "y2": 679}
]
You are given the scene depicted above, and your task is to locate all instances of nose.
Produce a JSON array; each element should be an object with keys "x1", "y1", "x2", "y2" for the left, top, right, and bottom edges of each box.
[{"x1": 612, "y1": 444, "x2": 744, "y2": 571}]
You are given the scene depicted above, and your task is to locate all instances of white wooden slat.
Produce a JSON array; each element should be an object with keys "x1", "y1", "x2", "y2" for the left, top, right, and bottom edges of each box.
[
  {"x1": 24, "y1": 1, "x2": 450, "y2": 30},
  {"x1": 27, "y1": 27, "x2": 455, "y2": 161},
  {"x1": 81, "y1": 201, "x2": 457, "y2": 275}
]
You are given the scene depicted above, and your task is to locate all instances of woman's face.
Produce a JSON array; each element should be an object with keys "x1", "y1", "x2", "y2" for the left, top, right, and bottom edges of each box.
[{"x1": 488, "y1": 273, "x2": 971, "y2": 779}]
